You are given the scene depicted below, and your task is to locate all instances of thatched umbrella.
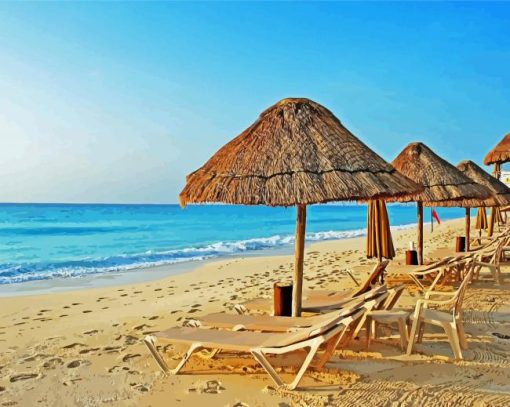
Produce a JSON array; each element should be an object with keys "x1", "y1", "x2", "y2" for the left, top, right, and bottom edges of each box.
[
  {"x1": 457, "y1": 160, "x2": 510, "y2": 248},
  {"x1": 366, "y1": 199, "x2": 395, "y2": 266},
  {"x1": 179, "y1": 98, "x2": 421, "y2": 316},
  {"x1": 388, "y1": 142, "x2": 491, "y2": 264},
  {"x1": 484, "y1": 132, "x2": 510, "y2": 179}
]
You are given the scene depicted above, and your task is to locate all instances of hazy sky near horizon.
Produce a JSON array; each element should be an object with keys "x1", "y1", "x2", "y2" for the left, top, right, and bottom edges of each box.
[{"x1": 1, "y1": 2, "x2": 509, "y2": 203}]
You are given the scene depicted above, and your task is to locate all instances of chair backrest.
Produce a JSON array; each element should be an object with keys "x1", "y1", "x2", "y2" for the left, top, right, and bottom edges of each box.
[
  {"x1": 382, "y1": 284, "x2": 405, "y2": 310},
  {"x1": 493, "y1": 239, "x2": 505, "y2": 265},
  {"x1": 452, "y1": 267, "x2": 474, "y2": 320},
  {"x1": 303, "y1": 300, "x2": 367, "y2": 339},
  {"x1": 352, "y1": 260, "x2": 389, "y2": 297},
  {"x1": 479, "y1": 237, "x2": 506, "y2": 265},
  {"x1": 414, "y1": 256, "x2": 453, "y2": 273}
]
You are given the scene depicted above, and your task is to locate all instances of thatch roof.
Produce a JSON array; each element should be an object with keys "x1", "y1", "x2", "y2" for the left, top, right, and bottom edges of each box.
[
  {"x1": 484, "y1": 133, "x2": 510, "y2": 165},
  {"x1": 456, "y1": 160, "x2": 510, "y2": 207},
  {"x1": 179, "y1": 98, "x2": 422, "y2": 207},
  {"x1": 388, "y1": 142, "x2": 491, "y2": 207}
]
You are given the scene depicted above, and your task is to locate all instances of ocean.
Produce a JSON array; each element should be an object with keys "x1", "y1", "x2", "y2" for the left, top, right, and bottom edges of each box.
[{"x1": 0, "y1": 203, "x2": 464, "y2": 285}]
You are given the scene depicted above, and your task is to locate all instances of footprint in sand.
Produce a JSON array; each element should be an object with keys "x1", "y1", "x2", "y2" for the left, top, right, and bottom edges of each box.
[
  {"x1": 67, "y1": 360, "x2": 90, "y2": 369},
  {"x1": 130, "y1": 383, "x2": 149, "y2": 392},
  {"x1": 79, "y1": 348, "x2": 99, "y2": 355},
  {"x1": 20, "y1": 353, "x2": 50, "y2": 363},
  {"x1": 133, "y1": 324, "x2": 151, "y2": 331},
  {"x1": 122, "y1": 354, "x2": 141, "y2": 362},
  {"x1": 63, "y1": 378, "x2": 83, "y2": 386},
  {"x1": 108, "y1": 365, "x2": 123, "y2": 373},
  {"x1": 103, "y1": 346, "x2": 124, "y2": 353},
  {"x1": 10, "y1": 373, "x2": 39, "y2": 382},
  {"x1": 122, "y1": 335, "x2": 138, "y2": 346},
  {"x1": 0, "y1": 386, "x2": 5, "y2": 392},
  {"x1": 63, "y1": 342, "x2": 87, "y2": 350},
  {"x1": 41, "y1": 357, "x2": 64, "y2": 370}
]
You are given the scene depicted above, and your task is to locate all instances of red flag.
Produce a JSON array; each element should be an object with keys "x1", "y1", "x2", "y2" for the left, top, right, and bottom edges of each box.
[{"x1": 432, "y1": 209, "x2": 441, "y2": 225}]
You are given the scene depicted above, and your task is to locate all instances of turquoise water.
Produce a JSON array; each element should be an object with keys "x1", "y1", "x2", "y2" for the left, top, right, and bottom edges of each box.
[{"x1": 0, "y1": 203, "x2": 463, "y2": 284}]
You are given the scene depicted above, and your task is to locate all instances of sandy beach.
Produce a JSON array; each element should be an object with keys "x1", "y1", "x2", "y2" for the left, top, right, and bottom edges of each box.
[{"x1": 1, "y1": 217, "x2": 509, "y2": 406}]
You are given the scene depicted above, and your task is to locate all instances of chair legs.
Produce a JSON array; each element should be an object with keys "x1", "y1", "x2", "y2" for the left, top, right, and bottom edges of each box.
[
  {"x1": 252, "y1": 338, "x2": 323, "y2": 390},
  {"x1": 456, "y1": 322, "x2": 468, "y2": 350},
  {"x1": 144, "y1": 335, "x2": 203, "y2": 374},
  {"x1": 407, "y1": 321, "x2": 465, "y2": 360},
  {"x1": 417, "y1": 321, "x2": 425, "y2": 344},
  {"x1": 145, "y1": 334, "x2": 328, "y2": 390},
  {"x1": 406, "y1": 316, "x2": 421, "y2": 356},
  {"x1": 366, "y1": 316, "x2": 408, "y2": 352},
  {"x1": 445, "y1": 323, "x2": 463, "y2": 360},
  {"x1": 397, "y1": 319, "x2": 409, "y2": 351}
]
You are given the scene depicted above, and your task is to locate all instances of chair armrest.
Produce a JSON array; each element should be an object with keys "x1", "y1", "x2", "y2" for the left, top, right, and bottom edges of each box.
[
  {"x1": 420, "y1": 297, "x2": 456, "y2": 307},
  {"x1": 409, "y1": 267, "x2": 444, "y2": 276}
]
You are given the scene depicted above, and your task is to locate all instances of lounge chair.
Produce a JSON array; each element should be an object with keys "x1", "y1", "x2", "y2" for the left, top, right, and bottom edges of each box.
[
  {"x1": 408, "y1": 255, "x2": 472, "y2": 292},
  {"x1": 195, "y1": 286, "x2": 387, "y2": 336},
  {"x1": 144, "y1": 302, "x2": 367, "y2": 389},
  {"x1": 406, "y1": 265, "x2": 474, "y2": 360},
  {"x1": 407, "y1": 257, "x2": 454, "y2": 292},
  {"x1": 236, "y1": 260, "x2": 389, "y2": 315},
  {"x1": 472, "y1": 238, "x2": 505, "y2": 284},
  {"x1": 301, "y1": 260, "x2": 389, "y2": 313}
]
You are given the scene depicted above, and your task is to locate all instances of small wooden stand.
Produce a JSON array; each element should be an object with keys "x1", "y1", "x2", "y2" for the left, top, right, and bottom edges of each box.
[
  {"x1": 274, "y1": 282, "x2": 293, "y2": 317},
  {"x1": 405, "y1": 250, "x2": 418, "y2": 266},
  {"x1": 455, "y1": 236, "x2": 466, "y2": 253}
]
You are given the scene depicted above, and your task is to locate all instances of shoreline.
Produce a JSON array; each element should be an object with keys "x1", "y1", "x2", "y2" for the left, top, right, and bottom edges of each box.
[{"x1": 0, "y1": 217, "x2": 444, "y2": 297}]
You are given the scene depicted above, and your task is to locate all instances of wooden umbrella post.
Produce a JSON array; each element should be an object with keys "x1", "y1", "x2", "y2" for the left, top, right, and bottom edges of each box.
[
  {"x1": 465, "y1": 207, "x2": 470, "y2": 252},
  {"x1": 292, "y1": 204, "x2": 307, "y2": 317},
  {"x1": 417, "y1": 201, "x2": 424, "y2": 265}
]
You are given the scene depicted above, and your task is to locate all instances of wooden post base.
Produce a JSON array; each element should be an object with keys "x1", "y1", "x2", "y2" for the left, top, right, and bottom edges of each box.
[
  {"x1": 455, "y1": 236, "x2": 466, "y2": 253},
  {"x1": 274, "y1": 283, "x2": 293, "y2": 317},
  {"x1": 406, "y1": 250, "x2": 418, "y2": 266}
]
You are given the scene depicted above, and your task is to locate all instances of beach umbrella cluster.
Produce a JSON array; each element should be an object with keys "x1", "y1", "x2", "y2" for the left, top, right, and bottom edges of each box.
[
  {"x1": 179, "y1": 97, "x2": 509, "y2": 315},
  {"x1": 457, "y1": 160, "x2": 510, "y2": 249},
  {"x1": 388, "y1": 142, "x2": 491, "y2": 264},
  {"x1": 179, "y1": 98, "x2": 421, "y2": 316},
  {"x1": 484, "y1": 132, "x2": 510, "y2": 178}
]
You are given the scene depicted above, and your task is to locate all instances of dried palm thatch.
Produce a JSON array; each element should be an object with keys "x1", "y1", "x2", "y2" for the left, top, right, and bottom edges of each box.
[
  {"x1": 179, "y1": 98, "x2": 422, "y2": 207},
  {"x1": 484, "y1": 133, "x2": 510, "y2": 165},
  {"x1": 456, "y1": 160, "x2": 510, "y2": 207},
  {"x1": 388, "y1": 142, "x2": 491, "y2": 206}
]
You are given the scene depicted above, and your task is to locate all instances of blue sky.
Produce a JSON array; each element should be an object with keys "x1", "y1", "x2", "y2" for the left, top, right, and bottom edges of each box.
[{"x1": 0, "y1": 2, "x2": 509, "y2": 203}]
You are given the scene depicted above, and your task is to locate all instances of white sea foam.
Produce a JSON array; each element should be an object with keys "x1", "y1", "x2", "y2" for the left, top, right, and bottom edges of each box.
[{"x1": 0, "y1": 222, "x2": 417, "y2": 285}]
